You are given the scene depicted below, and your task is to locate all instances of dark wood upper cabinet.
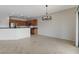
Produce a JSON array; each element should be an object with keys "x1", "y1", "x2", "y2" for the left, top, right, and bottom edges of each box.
[
  {"x1": 31, "y1": 19, "x2": 37, "y2": 26},
  {"x1": 9, "y1": 18, "x2": 38, "y2": 27},
  {"x1": 25, "y1": 19, "x2": 37, "y2": 26},
  {"x1": 9, "y1": 19, "x2": 26, "y2": 26}
]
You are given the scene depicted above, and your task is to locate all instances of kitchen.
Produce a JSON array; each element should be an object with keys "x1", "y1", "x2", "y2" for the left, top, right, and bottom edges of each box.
[{"x1": 0, "y1": 16, "x2": 38, "y2": 40}]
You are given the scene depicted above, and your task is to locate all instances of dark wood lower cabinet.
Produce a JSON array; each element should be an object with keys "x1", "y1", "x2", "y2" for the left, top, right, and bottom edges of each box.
[{"x1": 31, "y1": 28, "x2": 38, "y2": 35}]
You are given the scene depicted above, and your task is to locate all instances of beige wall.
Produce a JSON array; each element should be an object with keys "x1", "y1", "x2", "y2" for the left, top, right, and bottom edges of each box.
[
  {"x1": 0, "y1": 18, "x2": 9, "y2": 27},
  {"x1": 38, "y1": 8, "x2": 76, "y2": 41}
]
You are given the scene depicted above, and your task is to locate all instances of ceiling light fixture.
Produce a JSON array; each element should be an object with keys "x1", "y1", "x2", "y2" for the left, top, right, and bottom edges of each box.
[{"x1": 42, "y1": 5, "x2": 52, "y2": 20}]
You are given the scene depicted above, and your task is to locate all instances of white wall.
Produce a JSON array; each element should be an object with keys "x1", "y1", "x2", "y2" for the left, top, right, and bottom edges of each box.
[
  {"x1": 0, "y1": 8, "x2": 10, "y2": 27},
  {"x1": 38, "y1": 8, "x2": 76, "y2": 41},
  {"x1": 0, "y1": 18, "x2": 9, "y2": 27}
]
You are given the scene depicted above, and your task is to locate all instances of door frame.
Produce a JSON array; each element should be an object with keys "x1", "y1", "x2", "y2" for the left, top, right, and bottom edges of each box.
[{"x1": 76, "y1": 6, "x2": 79, "y2": 47}]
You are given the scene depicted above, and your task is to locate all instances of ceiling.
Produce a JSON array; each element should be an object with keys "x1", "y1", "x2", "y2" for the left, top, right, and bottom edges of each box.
[{"x1": 0, "y1": 5, "x2": 76, "y2": 18}]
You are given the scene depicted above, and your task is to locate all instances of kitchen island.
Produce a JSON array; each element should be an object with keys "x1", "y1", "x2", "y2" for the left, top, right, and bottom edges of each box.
[{"x1": 0, "y1": 28, "x2": 30, "y2": 40}]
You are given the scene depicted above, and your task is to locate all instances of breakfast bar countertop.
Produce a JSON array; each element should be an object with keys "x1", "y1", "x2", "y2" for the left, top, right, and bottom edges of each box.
[{"x1": 0, "y1": 27, "x2": 30, "y2": 40}]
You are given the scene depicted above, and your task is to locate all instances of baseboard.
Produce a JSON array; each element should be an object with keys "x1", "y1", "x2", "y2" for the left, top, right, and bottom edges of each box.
[{"x1": 38, "y1": 34, "x2": 75, "y2": 42}]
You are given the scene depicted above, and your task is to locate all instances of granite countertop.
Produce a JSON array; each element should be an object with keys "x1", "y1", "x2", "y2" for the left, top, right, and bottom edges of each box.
[
  {"x1": 0, "y1": 26, "x2": 38, "y2": 29},
  {"x1": 0, "y1": 25, "x2": 30, "y2": 29},
  {"x1": 0, "y1": 27, "x2": 30, "y2": 29}
]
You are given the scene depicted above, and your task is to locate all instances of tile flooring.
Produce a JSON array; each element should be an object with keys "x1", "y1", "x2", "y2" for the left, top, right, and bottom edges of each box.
[{"x1": 0, "y1": 35, "x2": 78, "y2": 54}]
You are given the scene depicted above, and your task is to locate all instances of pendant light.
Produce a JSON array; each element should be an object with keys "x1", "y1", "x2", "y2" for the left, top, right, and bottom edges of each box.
[{"x1": 42, "y1": 5, "x2": 52, "y2": 20}]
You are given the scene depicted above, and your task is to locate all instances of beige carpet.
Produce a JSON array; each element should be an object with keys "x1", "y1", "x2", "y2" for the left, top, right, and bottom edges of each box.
[{"x1": 0, "y1": 35, "x2": 78, "y2": 54}]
